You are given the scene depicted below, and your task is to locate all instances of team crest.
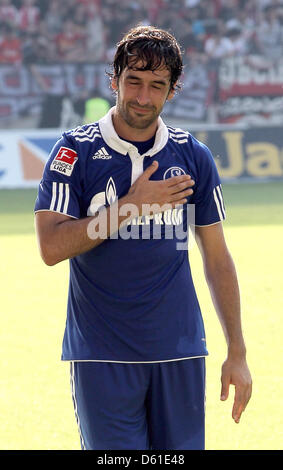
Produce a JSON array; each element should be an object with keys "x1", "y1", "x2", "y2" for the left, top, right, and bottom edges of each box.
[
  {"x1": 163, "y1": 166, "x2": 186, "y2": 179},
  {"x1": 87, "y1": 177, "x2": 117, "y2": 216},
  {"x1": 106, "y1": 177, "x2": 117, "y2": 205}
]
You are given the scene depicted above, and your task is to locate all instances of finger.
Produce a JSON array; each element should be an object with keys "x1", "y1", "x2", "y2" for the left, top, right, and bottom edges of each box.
[
  {"x1": 220, "y1": 375, "x2": 230, "y2": 401},
  {"x1": 233, "y1": 383, "x2": 252, "y2": 423},
  {"x1": 232, "y1": 389, "x2": 245, "y2": 423},
  {"x1": 167, "y1": 174, "x2": 192, "y2": 187},
  {"x1": 170, "y1": 187, "x2": 194, "y2": 202},
  {"x1": 170, "y1": 180, "x2": 195, "y2": 194},
  {"x1": 171, "y1": 198, "x2": 189, "y2": 207},
  {"x1": 233, "y1": 405, "x2": 244, "y2": 423},
  {"x1": 141, "y1": 160, "x2": 159, "y2": 180}
]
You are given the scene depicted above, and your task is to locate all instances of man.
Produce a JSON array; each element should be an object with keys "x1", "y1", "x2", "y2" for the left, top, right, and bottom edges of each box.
[{"x1": 34, "y1": 26, "x2": 252, "y2": 450}]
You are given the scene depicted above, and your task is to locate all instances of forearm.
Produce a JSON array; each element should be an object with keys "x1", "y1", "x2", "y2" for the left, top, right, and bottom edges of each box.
[
  {"x1": 195, "y1": 224, "x2": 252, "y2": 421},
  {"x1": 204, "y1": 251, "x2": 246, "y2": 357},
  {"x1": 37, "y1": 194, "x2": 136, "y2": 266}
]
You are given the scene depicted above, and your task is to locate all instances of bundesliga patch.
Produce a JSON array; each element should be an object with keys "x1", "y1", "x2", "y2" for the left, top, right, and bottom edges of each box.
[{"x1": 50, "y1": 147, "x2": 78, "y2": 176}]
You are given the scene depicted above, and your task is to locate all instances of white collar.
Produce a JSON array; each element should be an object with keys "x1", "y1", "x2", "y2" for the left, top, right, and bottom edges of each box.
[{"x1": 98, "y1": 106, "x2": 168, "y2": 157}]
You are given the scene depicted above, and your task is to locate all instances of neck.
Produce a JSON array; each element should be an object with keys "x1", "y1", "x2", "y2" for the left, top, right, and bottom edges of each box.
[{"x1": 112, "y1": 106, "x2": 158, "y2": 142}]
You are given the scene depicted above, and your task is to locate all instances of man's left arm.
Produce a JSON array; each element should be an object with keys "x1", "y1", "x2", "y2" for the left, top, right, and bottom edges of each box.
[{"x1": 195, "y1": 222, "x2": 252, "y2": 423}]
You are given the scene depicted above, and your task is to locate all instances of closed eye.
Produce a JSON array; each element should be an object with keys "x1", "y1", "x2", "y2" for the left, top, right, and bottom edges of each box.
[{"x1": 125, "y1": 75, "x2": 167, "y2": 89}]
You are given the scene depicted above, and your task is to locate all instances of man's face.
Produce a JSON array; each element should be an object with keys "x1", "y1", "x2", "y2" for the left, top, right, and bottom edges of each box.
[{"x1": 112, "y1": 61, "x2": 175, "y2": 130}]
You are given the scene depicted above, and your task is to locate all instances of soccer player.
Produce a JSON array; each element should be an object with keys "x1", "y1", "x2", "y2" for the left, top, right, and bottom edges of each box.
[{"x1": 34, "y1": 26, "x2": 252, "y2": 450}]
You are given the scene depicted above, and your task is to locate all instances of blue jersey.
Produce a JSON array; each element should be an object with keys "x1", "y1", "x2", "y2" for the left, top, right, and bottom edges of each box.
[{"x1": 34, "y1": 107, "x2": 226, "y2": 362}]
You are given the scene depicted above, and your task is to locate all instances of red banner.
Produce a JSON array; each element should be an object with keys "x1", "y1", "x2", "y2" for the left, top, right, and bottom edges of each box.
[{"x1": 218, "y1": 56, "x2": 283, "y2": 123}]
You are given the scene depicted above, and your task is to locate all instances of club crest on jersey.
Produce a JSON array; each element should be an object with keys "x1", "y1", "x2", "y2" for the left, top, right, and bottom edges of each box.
[
  {"x1": 87, "y1": 177, "x2": 117, "y2": 216},
  {"x1": 106, "y1": 177, "x2": 117, "y2": 205},
  {"x1": 163, "y1": 167, "x2": 186, "y2": 179},
  {"x1": 50, "y1": 147, "x2": 78, "y2": 176}
]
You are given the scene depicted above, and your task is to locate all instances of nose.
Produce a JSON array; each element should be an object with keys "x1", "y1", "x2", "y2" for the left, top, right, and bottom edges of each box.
[{"x1": 136, "y1": 86, "x2": 151, "y2": 107}]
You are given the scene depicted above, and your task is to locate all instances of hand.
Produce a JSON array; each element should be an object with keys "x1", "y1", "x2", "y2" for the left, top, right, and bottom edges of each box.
[
  {"x1": 128, "y1": 160, "x2": 195, "y2": 214},
  {"x1": 220, "y1": 355, "x2": 252, "y2": 423}
]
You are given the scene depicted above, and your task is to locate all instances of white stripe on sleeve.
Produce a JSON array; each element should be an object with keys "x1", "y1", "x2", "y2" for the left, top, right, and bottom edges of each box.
[
  {"x1": 63, "y1": 183, "x2": 70, "y2": 214},
  {"x1": 216, "y1": 185, "x2": 225, "y2": 219},
  {"x1": 213, "y1": 186, "x2": 224, "y2": 221},
  {"x1": 56, "y1": 182, "x2": 64, "y2": 212},
  {"x1": 49, "y1": 182, "x2": 57, "y2": 211}
]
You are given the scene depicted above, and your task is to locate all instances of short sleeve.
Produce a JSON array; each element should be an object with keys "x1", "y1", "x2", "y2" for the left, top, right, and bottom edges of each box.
[
  {"x1": 191, "y1": 139, "x2": 226, "y2": 226},
  {"x1": 34, "y1": 134, "x2": 82, "y2": 219}
]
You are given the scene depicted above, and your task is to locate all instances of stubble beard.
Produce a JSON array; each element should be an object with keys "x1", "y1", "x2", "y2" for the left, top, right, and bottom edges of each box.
[{"x1": 116, "y1": 92, "x2": 161, "y2": 130}]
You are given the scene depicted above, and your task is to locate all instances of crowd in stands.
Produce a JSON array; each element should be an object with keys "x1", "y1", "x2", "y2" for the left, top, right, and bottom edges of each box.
[{"x1": 0, "y1": 0, "x2": 283, "y2": 66}]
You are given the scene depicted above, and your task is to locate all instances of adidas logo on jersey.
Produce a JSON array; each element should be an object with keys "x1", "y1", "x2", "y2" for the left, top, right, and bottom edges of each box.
[{"x1": 92, "y1": 147, "x2": 112, "y2": 159}]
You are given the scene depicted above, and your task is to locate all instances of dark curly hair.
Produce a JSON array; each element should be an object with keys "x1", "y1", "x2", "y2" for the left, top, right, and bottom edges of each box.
[{"x1": 109, "y1": 25, "x2": 183, "y2": 92}]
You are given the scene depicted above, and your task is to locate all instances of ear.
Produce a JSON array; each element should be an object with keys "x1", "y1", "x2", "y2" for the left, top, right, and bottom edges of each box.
[
  {"x1": 111, "y1": 76, "x2": 118, "y2": 92},
  {"x1": 167, "y1": 82, "x2": 177, "y2": 101}
]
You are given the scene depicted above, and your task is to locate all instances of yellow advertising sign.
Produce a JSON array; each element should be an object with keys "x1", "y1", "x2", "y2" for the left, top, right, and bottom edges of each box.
[{"x1": 195, "y1": 128, "x2": 283, "y2": 180}]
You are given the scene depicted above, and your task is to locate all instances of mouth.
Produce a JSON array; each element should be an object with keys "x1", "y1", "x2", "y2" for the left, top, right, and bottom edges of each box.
[{"x1": 130, "y1": 105, "x2": 153, "y2": 115}]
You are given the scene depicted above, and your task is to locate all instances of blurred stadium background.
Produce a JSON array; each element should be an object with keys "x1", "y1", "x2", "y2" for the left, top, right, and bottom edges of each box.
[{"x1": 0, "y1": 0, "x2": 282, "y2": 451}]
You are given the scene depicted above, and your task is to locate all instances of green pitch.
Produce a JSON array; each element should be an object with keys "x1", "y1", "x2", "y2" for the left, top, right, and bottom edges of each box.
[{"x1": 0, "y1": 183, "x2": 282, "y2": 450}]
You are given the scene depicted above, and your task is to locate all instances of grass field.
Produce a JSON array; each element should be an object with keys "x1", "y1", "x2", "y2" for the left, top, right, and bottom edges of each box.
[{"x1": 0, "y1": 182, "x2": 282, "y2": 450}]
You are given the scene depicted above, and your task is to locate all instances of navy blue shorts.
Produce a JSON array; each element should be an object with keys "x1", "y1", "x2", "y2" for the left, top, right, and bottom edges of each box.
[{"x1": 70, "y1": 358, "x2": 206, "y2": 450}]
